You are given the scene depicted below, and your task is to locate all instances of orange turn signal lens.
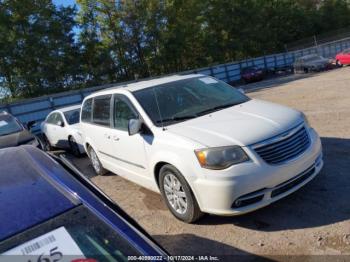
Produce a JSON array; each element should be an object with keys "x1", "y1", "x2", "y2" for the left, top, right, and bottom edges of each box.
[{"x1": 195, "y1": 150, "x2": 207, "y2": 166}]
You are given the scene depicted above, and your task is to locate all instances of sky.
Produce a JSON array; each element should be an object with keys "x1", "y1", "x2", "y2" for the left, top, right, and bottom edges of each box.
[{"x1": 53, "y1": 0, "x2": 76, "y2": 7}]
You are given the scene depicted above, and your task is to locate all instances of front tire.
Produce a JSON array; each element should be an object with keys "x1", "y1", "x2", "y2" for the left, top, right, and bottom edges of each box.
[
  {"x1": 88, "y1": 147, "x2": 107, "y2": 176},
  {"x1": 159, "y1": 164, "x2": 203, "y2": 223}
]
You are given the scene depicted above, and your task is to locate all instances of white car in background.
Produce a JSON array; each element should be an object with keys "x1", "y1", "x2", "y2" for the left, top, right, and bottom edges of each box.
[
  {"x1": 80, "y1": 74, "x2": 323, "y2": 223},
  {"x1": 41, "y1": 105, "x2": 84, "y2": 156}
]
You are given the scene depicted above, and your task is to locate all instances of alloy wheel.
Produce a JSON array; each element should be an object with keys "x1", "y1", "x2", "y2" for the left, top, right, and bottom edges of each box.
[
  {"x1": 89, "y1": 148, "x2": 101, "y2": 173},
  {"x1": 163, "y1": 172, "x2": 188, "y2": 214}
]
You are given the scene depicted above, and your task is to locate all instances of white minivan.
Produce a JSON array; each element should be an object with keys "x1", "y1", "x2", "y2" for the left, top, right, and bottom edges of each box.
[{"x1": 80, "y1": 74, "x2": 323, "y2": 223}]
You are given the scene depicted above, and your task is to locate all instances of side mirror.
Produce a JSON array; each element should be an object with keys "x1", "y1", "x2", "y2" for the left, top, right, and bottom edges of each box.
[
  {"x1": 238, "y1": 88, "x2": 245, "y2": 94},
  {"x1": 26, "y1": 120, "x2": 37, "y2": 130},
  {"x1": 128, "y1": 119, "x2": 142, "y2": 136},
  {"x1": 57, "y1": 120, "x2": 64, "y2": 127}
]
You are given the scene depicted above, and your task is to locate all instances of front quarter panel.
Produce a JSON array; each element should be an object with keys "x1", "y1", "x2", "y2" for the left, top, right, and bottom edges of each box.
[{"x1": 146, "y1": 129, "x2": 203, "y2": 192}]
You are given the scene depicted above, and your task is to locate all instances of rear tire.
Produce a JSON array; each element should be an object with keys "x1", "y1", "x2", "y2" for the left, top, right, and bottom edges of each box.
[
  {"x1": 159, "y1": 164, "x2": 203, "y2": 223},
  {"x1": 42, "y1": 134, "x2": 52, "y2": 151},
  {"x1": 336, "y1": 60, "x2": 343, "y2": 67},
  {"x1": 69, "y1": 136, "x2": 81, "y2": 157},
  {"x1": 88, "y1": 147, "x2": 107, "y2": 176}
]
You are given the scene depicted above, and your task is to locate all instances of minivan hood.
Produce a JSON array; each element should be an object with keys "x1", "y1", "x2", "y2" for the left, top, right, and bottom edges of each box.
[
  {"x1": 0, "y1": 129, "x2": 35, "y2": 149},
  {"x1": 166, "y1": 99, "x2": 303, "y2": 147}
]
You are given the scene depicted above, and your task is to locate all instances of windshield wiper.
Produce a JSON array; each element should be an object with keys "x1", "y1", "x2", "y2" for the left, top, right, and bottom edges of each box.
[
  {"x1": 156, "y1": 115, "x2": 197, "y2": 124},
  {"x1": 197, "y1": 103, "x2": 238, "y2": 116}
]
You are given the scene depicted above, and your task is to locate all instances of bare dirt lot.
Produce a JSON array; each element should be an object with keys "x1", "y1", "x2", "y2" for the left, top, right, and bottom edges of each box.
[{"x1": 69, "y1": 67, "x2": 350, "y2": 260}]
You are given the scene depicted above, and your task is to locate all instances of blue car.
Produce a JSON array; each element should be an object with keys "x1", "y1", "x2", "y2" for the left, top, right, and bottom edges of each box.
[{"x1": 0, "y1": 146, "x2": 167, "y2": 261}]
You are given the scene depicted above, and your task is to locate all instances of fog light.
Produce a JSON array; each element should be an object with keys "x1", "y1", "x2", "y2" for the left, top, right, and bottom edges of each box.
[
  {"x1": 234, "y1": 200, "x2": 242, "y2": 207},
  {"x1": 232, "y1": 194, "x2": 264, "y2": 208}
]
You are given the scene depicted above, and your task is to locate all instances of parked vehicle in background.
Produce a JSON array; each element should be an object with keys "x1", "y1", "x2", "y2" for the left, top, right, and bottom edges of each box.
[
  {"x1": 0, "y1": 146, "x2": 168, "y2": 260},
  {"x1": 0, "y1": 111, "x2": 41, "y2": 149},
  {"x1": 335, "y1": 48, "x2": 350, "y2": 66},
  {"x1": 41, "y1": 105, "x2": 84, "y2": 156},
  {"x1": 241, "y1": 66, "x2": 265, "y2": 83},
  {"x1": 80, "y1": 74, "x2": 323, "y2": 223},
  {"x1": 293, "y1": 54, "x2": 333, "y2": 73}
]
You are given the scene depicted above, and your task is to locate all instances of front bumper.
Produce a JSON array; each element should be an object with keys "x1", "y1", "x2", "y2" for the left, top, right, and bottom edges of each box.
[{"x1": 191, "y1": 128, "x2": 323, "y2": 215}]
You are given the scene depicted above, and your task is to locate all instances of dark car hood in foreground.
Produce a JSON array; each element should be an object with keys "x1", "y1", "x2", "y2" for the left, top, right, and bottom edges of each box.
[
  {"x1": 0, "y1": 129, "x2": 35, "y2": 149},
  {"x1": 0, "y1": 146, "x2": 77, "y2": 240}
]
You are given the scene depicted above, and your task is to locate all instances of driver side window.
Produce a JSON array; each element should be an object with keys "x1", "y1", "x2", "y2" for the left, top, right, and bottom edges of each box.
[
  {"x1": 47, "y1": 113, "x2": 63, "y2": 126},
  {"x1": 55, "y1": 114, "x2": 64, "y2": 126},
  {"x1": 113, "y1": 95, "x2": 138, "y2": 131}
]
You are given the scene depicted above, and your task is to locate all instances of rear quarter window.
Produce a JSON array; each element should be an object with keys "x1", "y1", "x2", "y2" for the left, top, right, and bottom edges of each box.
[{"x1": 81, "y1": 99, "x2": 92, "y2": 123}]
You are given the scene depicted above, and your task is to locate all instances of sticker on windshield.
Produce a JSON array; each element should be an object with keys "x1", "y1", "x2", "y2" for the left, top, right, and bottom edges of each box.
[
  {"x1": 199, "y1": 77, "x2": 218, "y2": 84},
  {"x1": 2, "y1": 227, "x2": 85, "y2": 261},
  {"x1": 0, "y1": 120, "x2": 8, "y2": 127}
]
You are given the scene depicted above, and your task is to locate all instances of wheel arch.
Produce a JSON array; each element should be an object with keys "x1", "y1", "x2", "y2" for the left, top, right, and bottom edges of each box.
[
  {"x1": 152, "y1": 157, "x2": 201, "y2": 210},
  {"x1": 84, "y1": 137, "x2": 96, "y2": 157},
  {"x1": 154, "y1": 161, "x2": 169, "y2": 190}
]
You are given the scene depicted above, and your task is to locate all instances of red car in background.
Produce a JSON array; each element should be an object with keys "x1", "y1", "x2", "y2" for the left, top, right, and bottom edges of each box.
[{"x1": 335, "y1": 48, "x2": 350, "y2": 66}]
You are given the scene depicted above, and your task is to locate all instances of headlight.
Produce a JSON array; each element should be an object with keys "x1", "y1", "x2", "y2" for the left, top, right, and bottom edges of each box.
[
  {"x1": 195, "y1": 146, "x2": 249, "y2": 170},
  {"x1": 301, "y1": 112, "x2": 310, "y2": 127}
]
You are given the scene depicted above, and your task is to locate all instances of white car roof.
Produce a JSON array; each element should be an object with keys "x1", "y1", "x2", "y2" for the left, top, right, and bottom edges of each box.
[
  {"x1": 55, "y1": 104, "x2": 81, "y2": 113},
  {"x1": 87, "y1": 74, "x2": 205, "y2": 98}
]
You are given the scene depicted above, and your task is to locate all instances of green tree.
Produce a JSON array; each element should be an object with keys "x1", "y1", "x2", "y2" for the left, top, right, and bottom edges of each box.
[
  {"x1": 2, "y1": 0, "x2": 350, "y2": 101},
  {"x1": 0, "y1": 0, "x2": 80, "y2": 99}
]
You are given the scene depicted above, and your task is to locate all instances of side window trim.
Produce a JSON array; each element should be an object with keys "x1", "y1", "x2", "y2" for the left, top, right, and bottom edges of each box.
[{"x1": 112, "y1": 94, "x2": 139, "y2": 131}]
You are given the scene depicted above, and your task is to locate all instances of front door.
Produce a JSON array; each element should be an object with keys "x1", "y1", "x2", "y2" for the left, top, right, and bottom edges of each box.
[
  {"x1": 106, "y1": 94, "x2": 150, "y2": 187},
  {"x1": 45, "y1": 113, "x2": 67, "y2": 146},
  {"x1": 53, "y1": 113, "x2": 68, "y2": 147}
]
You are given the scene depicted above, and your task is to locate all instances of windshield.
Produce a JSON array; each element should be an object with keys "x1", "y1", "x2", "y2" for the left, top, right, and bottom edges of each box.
[
  {"x1": 0, "y1": 205, "x2": 141, "y2": 261},
  {"x1": 133, "y1": 76, "x2": 249, "y2": 126},
  {"x1": 64, "y1": 109, "x2": 80, "y2": 125},
  {"x1": 0, "y1": 115, "x2": 23, "y2": 136}
]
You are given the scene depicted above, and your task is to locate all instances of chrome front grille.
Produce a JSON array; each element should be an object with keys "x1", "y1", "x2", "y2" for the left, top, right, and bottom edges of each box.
[{"x1": 253, "y1": 124, "x2": 310, "y2": 165}]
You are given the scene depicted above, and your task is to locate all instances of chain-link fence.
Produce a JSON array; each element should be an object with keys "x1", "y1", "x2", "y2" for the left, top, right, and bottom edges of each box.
[{"x1": 285, "y1": 26, "x2": 350, "y2": 51}]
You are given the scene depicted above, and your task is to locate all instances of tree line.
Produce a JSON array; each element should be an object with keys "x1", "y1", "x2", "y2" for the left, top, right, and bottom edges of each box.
[{"x1": 1, "y1": 0, "x2": 350, "y2": 101}]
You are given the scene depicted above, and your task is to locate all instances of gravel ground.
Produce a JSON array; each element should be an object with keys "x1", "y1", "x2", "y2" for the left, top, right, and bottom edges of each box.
[{"x1": 69, "y1": 67, "x2": 350, "y2": 261}]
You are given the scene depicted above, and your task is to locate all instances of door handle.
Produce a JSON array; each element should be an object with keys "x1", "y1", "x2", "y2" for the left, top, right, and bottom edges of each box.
[
  {"x1": 104, "y1": 134, "x2": 111, "y2": 139},
  {"x1": 113, "y1": 136, "x2": 120, "y2": 141}
]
